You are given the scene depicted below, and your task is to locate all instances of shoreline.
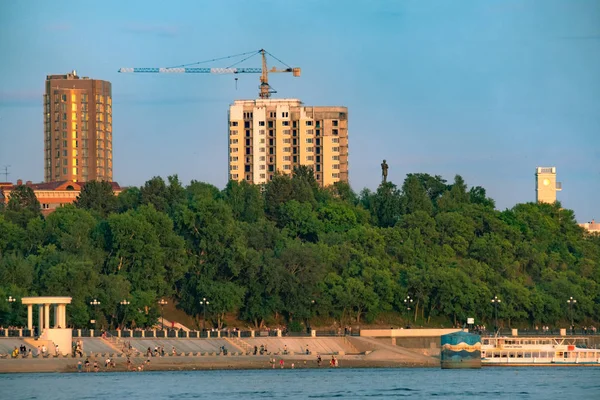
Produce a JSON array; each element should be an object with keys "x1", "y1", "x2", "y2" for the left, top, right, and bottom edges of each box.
[{"x1": 0, "y1": 355, "x2": 436, "y2": 374}]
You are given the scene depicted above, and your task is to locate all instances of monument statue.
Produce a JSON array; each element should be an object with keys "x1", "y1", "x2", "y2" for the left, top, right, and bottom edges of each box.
[{"x1": 381, "y1": 159, "x2": 389, "y2": 183}]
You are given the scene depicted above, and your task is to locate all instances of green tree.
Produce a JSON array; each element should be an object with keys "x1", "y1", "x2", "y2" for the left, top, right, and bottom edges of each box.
[{"x1": 74, "y1": 181, "x2": 118, "y2": 217}]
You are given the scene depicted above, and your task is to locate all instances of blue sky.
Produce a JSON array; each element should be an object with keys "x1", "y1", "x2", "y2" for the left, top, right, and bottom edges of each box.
[{"x1": 0, "y1": 0, "x2": 598, "y2": 221}]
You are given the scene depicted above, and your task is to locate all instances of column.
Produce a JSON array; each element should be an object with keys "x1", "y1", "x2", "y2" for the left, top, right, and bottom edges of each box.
[
  {"x1": 53, "y1": 304, "x2": 59, "y2": 328},
  {"x1": 60, "y1": 304, "x2": 67, "y2": 328},
  {"x1": 44, "y1": 304, "x2": 50, "y2": 329},
  {"x1": 27, "y1": 305, "x2": 33, "y2": 331},
  {"x1": 38, "y1": 305, "x2": 44, "y2": 332}
]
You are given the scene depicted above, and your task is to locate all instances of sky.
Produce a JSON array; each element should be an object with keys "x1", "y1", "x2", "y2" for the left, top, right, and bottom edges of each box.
[{"x1": 0, "y1": 0, "x2": 598, "y2": 221}]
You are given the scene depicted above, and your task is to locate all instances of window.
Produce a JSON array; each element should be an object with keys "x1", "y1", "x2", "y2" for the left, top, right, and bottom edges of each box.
[
  {"x1": 306, "y1": 156, "x2": 314, "y2": 161},
  {"x1": 231, "y1": 174, "x2": 239, "y2": 180},
  {"x1": 259, "y1": 156, "x2": 265, "y2": 161},
  {"x1": 71, "y1": 103, "x2": 77, "y2": 112},
  {"x1": 283, "y1": 129, "x2": 290, "y2": 135},
  {"x1": 283, "y1": 147, "x2": 291, "y2": 152},
  {"x1": 259, "y1": 138, "x2": 265, "y2": 144},
  {"x1": 230, "y1": 121, "x2": 238, "y2": 127},
  {"x1": 283, "y1": 156, "x2": 291, "y2": 161},
  {"x1": 62, "y1": 113, "x2": 67, "y2": 120},
  {"x1": 333, "y1": 164, "x2": 340, "y2": 169},
  {"x1": 259, "y1": 165, "x2": 266, "y2": 170},
  {"x1": 230, "y1": 147, "x2": 239, "y2": 153},
  {"x1": 332, "y1": 147, "x2": 340, "y2": 152},
  {"x1": 332, "y1": 155, "x2": 340, "y2": 160},
  {"x1": 282, "y1": 121, "x2": 290, "y2": 126},
  {"x1": 306, "y1": 129, "x2": 314, "y2": 135},
  {"x1": 62, "y1": 132, "x2": 67, "y2": 139},
  {"x1": 282, "y1": 112, "x2": 289, "y2": 118},
  {"x1": 306, "y1": 121, "x2": 313, "y2": 126},
  {"x1": 63, "y1": 167, "x2": 67, "y2": 174},
  {"x1": 332, "y1": 129, "x2": 339, "y2": 135},
  {"x1": 259, "y1": 121, "x2": 265, "y2": 126},
  {"x1": 230, "y1": 130, "x2": 238, "y2": 136},
  {"x1": 306, "y1": 147, "x2": 314, "y2": 152},
  {"x1": 260, "y1": 173, "x2": 266, "y2": 179},
  {"x1": 283, "y1": 139, "x2": 291, "y2": 144},
  {"x1": 283, "y1": 165, "x2": 291, "y2": 170},
  {"x1": 333, "y1": 120, "x2": 339, "y2": 127},
  {"x1": 259, "y1": 129, "x2": 265, "y2": 135},
  {"x1": 269, "y1": 112, "x2": 276, "y2": 118},
  {"x1": 306, "y1": 138, "x2": 313, "y2": 144},
  {"x1": 244, "y1": 121, "x2": 250, "y2": 128},
  {"x1": 332, "y1": 138, "x2": 340, "y2": 143},
  {"x1": 230, "y1": 139, "x2": 238, "y2": 144},
  {"x1": 332, "y1": 173, "x2": 339, "y2": 178},
  {"x1": 62, "y1": 150, "x2": 67, "y2": 156},
  {"x1": 230, "y1": 165, "x2": 238, "y2": 171},
  {"x1": 260, "y1": 147, "x2": 266, "y2": 153},
  {"x1": 268, "y1": 121, "x2": 274, "y2": 128},
  {"x1": 61, "y1": 94, "x2": 67, "y2": 102},
  {"x1": 63, "y1": 140, "x2": 67, "y2": 147}
]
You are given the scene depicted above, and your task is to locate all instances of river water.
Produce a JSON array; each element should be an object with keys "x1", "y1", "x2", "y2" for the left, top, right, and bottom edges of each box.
[{"x1": 1, "y1": 367, "x2": 598, "y2": 399}]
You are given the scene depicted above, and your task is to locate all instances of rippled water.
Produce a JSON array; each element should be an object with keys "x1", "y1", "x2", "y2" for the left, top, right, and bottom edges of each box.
[{"x1": 1, "y1": 367, "x2": 599, "y2": 399}]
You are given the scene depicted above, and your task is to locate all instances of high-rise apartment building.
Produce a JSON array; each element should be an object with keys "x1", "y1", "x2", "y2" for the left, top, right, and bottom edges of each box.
[
  {"x1": 44, "y1": 71, "x2": 112, "y2": 183},
  {"x1": 228, "y1": 99, "x2": 348, "y2": 186},
  {"x1": 535, "y1": 166, "x2": 562, "y2": 203}
]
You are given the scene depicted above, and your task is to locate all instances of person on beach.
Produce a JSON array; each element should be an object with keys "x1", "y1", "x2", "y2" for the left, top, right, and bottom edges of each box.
[
  {"x1": 279, "y1": 359, "x2": 284, "y2": 369},
  {"x1": 77, "y1": 361, "x2": 82, "y2": 372},
  {"x1": 317, "y1": 354, "x2": 322, "y2": 367},
  {"x1": 172, "y1": 346, "x2": 177, "y2": 356},
  {"x1": 84, "y1": 358, "x2": 90, "y2": 372}
]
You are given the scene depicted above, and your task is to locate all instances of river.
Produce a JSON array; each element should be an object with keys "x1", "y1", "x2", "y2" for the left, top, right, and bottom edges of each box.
[{"x1": 1, "y1": 367, "x2": 598, "y2": 399}]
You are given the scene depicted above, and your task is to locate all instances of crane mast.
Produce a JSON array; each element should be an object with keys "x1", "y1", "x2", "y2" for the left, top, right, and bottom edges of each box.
[{"x1": 119, "y1": 49, "x2": 300, "y2": 99}]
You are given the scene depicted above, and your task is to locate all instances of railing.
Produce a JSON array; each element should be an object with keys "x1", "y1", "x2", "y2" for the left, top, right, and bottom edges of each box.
[{"x1": 0, "y1": 327, "x2": 371, "y2": 339}]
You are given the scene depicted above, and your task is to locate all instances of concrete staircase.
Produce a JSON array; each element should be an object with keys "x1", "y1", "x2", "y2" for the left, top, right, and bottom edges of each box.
[{"x1": 225, "y1": 337, "x2": 252, "y2": 354}]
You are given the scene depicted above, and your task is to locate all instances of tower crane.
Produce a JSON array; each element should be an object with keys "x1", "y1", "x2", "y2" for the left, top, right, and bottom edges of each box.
[{"x1": 118, "y1": 49, "x2": 300, "y2": 99}]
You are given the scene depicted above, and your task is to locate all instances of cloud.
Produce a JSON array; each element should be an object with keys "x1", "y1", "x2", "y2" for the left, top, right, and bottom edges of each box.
[
  {"x1": 556, "y1": 35, "x2": 600, "y2": 41},
  {"x1": 44, "y1": 24, "x2": 71, "y2": 32},
  {"x1": 0, "y1": 91, "x2": 42, "y2": 107},
  {"x1": 122, "y1": 23, "x2": 179, "y2": 38}
]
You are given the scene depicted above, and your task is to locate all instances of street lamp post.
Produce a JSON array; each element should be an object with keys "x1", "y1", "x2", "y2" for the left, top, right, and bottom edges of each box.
[
  {"x1": 5, "y1": 296, "x2": 16, "y2": 326},
  {"x1": 89, "y1": 299, "x2": 101, "y2": 330},
  {"x1": 199, "y1": 298, "x2": 209, "y2": 332},
  {"x1": 119, "y1": 299, "x2": 130, "y2": 329},
  {"x1": 157, "y1": 299, "x2": 168, "y2": 331},
  {"x1": 491, "y1": 296, "x2": 501, "y2": 332},
  {"x1": 404, "y1": 296, "x2": 413, "y2": 327},
  {"x1": 567, "y1": 297, "x2": 577, "y2": 334}
]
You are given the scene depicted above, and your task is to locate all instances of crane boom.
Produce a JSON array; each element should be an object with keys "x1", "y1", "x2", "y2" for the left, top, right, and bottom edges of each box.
[
  {"x1": 118, "y1": 67, "x2": 262, "y2": 74},
  {"x1": 118, "y1": 49, "x2": 300, "y2": 99}
]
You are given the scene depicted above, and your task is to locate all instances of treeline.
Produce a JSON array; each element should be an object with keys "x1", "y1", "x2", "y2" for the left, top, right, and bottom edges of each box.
[{"x1": 0, "y1": 168, "x2": 599, "y2": 330}]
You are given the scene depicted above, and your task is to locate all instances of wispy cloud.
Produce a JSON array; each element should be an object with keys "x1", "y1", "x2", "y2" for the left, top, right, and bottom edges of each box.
[
  {"x1": 556, "y1": 34, "x2": 600, "y2": 41},
  {"x1": 44, "y1": 24, "x2": 71, "y2": 32},
  {"x1": 122, "y1": 23, "x2": 179, "y2": 38},
  {"x1": 0, "y1": 91, "x2": 42, "y2": 108}
]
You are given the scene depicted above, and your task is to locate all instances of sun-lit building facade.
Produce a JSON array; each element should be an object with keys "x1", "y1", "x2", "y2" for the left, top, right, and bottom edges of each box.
[
  {"x1": 228, "y1": 99, "x2": 348, "y2": 186},
  {"x1": 535, "y1": 167, "x2": 562, "y2": 204},
  {"x1": 44, "y1": 71, "x2": 113, "y2": 183}
]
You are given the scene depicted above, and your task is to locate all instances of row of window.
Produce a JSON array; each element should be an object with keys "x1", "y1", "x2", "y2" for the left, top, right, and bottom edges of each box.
[
  {"x1": 231, "y1": 120, "x2": 340, "y2": 128},
  {"x1": 230, "y1": 172, "x2": 341, "y2": 182}
]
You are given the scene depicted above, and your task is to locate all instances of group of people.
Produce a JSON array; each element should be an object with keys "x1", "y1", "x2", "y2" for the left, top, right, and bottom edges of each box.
[
  {"x1": 253, "y1": 344, "x2": 269, "y2": 355},
  {"x1": 8, "y1": 344, "x2": 56, "y2": 358}
]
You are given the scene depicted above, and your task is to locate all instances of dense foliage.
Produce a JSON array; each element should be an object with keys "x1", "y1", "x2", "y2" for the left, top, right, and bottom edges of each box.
[{"x1": 1, "y1": 169, "x2": 599, "y2": 330}]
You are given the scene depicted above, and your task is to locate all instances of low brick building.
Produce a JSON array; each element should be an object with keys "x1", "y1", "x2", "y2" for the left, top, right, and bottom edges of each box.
[{"x1": 0, "y1": 179, "x2": 121, "y2": 216}]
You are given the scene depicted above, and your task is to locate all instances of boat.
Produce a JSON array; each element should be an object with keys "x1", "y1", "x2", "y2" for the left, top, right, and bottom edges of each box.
[{"x1": 481, "y1": 335, "x2": 600, "y2": 366}]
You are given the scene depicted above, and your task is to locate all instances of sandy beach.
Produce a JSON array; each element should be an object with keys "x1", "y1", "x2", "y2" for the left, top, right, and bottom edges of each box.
[{"x1": 0, "y1": 353, "x2": 437, "y2": 374}]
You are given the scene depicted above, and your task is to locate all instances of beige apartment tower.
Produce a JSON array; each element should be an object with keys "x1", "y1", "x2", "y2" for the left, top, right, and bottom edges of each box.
[
  {"x1": 44, "y1": 71, "x2": 112, "y2": 183},
  {"x1": 535, "y1": 166, "x2": 562, "y2": 203},
  {"x1": 228, "y1": 99, "x2": 348, "y2": 186}
]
